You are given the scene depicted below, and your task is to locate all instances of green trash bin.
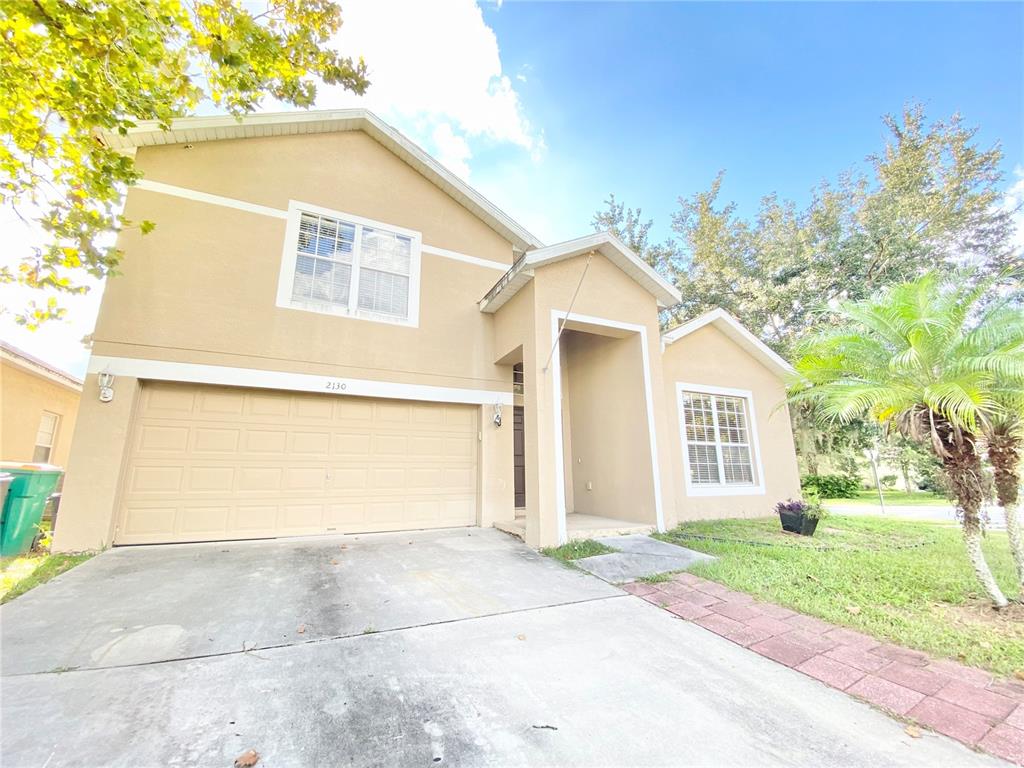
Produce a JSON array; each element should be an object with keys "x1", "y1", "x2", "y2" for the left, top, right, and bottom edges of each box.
[{"x1": 0, "y1": 463, "x2": 64, "y2": 557}]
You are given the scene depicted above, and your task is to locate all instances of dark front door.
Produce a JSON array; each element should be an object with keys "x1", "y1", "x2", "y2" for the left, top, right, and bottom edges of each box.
[{"x1": 513, "y1": 405, "x2": 526, "y2": 507}]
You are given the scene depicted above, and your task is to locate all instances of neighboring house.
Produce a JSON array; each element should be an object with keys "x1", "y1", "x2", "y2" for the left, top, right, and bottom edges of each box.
[
  {"x1": 1, "y1": 341, "x2": 82, "y2": 467},
  {"x1": 54, "y1": 109, "x2": 800, "y2": 552}
]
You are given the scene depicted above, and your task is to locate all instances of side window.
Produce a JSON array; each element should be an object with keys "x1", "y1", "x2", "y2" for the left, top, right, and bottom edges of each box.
[
  {"x1": 33, "y1": 411, "x2": 60, "y2": 463},
  {"x1": 678, "y1": 386, "x2": 763, "y2": 495}
]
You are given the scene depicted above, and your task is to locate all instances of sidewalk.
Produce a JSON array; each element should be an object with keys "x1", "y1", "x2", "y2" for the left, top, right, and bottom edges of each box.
[{"x1": 624, "y1": 573, "x2": 1024, "y2": 765}]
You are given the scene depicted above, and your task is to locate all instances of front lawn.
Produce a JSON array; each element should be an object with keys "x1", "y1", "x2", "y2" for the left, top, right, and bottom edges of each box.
[
  {"x1": 826, "y1": 489, "x2": 948, "y2": 507},
  {"x1": 1, "y1": 552, "x2": 94, "y2": 605},
  {"x1": 657, "y1": 515, "x2": 1024, "y2": 676}
]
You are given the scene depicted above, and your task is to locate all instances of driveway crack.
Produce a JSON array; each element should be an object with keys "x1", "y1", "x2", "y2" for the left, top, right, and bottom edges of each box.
[{"x1": 3, "y1": 592, "x2": 627, "y2": 678}]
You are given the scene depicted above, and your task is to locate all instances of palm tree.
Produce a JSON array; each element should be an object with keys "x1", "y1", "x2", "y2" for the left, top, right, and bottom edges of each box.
[{"x1": 789, "y1": 272, "x2": 1024, "y2": 608}]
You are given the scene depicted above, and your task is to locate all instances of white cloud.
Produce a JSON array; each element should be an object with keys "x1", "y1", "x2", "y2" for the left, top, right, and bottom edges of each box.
[
  {"x1": 315, "y1": 0, "x2": 541, "y2": 178},
  {"x1": 431, "y1": 122, "x2": 473, "y2": 180}
]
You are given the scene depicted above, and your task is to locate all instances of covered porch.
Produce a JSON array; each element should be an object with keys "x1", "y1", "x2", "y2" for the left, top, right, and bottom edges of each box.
[{"x1": 483, "y1": 233, "x2": 679, "y2": 548}]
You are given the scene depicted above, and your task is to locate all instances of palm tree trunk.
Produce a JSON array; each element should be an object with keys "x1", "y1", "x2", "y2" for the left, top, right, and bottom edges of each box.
[
  {"x1": 963, "y1": 516, "x2": 1009, "y2": 609},
  {"x1": 942, "y1": 431, "x2": 1009, "y2": 608},
  {"x1": 988, "y1": 431, "x2": 1023, "y2": 593},
  {"x1": 1005, "y1": 502, "x2": 1024, "y2": 591}
]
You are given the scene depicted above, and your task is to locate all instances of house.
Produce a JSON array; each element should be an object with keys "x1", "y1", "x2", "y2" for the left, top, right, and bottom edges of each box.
[
  {"x1": 53, "y1": 109, "x2": 800, "y2": 552},
  {"x1": 1, "y1": 341, "x2": 82, "y2": 467}
]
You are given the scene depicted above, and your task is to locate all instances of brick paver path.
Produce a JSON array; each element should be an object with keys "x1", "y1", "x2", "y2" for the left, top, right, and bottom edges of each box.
[{"x1": 623, "y1": 573, "x2": 1024, "y2": 765}]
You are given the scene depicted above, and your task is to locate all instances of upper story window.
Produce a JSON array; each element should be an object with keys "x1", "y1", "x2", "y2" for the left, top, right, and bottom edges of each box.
[
  {"x1": 677, "y1": 384, "x2": 764, "y2": 497},
  {"x1": 276, "y1": 202, "x2": 422, "y2": 326}
]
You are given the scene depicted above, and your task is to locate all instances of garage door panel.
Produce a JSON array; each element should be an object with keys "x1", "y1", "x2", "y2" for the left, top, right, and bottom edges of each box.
[
  {"x1": 180, "y1": 505, "x2": 230, "y2": 536},
  {"x1": 291, "y1": 431, "x2": 331, "y2": 454},
  {"x1": 116, "y1": 383, "x2": 479, "y2": 544},
  {"x1": 129, "y1": 466, "x2": 184, "y2": 494},
  {"x1": 194, "y1": 427, "x2": 241, "y2": 453}
]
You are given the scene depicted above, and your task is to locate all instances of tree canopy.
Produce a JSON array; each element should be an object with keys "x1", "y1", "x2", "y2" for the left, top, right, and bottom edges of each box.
[
  {"x1": 1, "y1": 0, "x2": 368, "y2": 326},
  {"x1": 593, "y1": 106, "x2": 1020, "y2": 356}
]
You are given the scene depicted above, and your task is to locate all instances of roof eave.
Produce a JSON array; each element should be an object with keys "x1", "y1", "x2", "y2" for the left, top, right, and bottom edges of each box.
[{"x1": 661, "y1": 308, "x2": 794, "y2": 377}]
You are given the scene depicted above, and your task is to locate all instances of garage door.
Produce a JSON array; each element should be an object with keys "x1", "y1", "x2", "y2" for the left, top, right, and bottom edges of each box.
[{"x1": 115, "y1": 382, "x2": 478, "y2": 544}]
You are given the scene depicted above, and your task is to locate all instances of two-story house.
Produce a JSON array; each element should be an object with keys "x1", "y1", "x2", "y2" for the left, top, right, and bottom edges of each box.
[{"x1": 53, "y1": 109, "x2": 800, "y2": 552}]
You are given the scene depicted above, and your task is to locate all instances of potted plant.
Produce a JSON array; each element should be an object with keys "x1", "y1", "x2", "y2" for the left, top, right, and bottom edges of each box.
[{"x1": 776, "y1": 490, "x2": 827, "y2": 536}]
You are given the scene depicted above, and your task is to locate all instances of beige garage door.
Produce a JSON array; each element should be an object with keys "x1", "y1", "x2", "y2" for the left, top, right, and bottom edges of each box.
[{"x1": 115, "y1": 382, "x2": 478, "y2": 544}]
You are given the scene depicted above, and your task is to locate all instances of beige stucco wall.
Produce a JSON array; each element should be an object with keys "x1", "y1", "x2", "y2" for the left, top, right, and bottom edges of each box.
[
  {"x1": 492, "y1": 252, "x2": 678, "y2": 546},
  {"x1": 54, "y1": 375, "x2": 142, "y2": 551},
  {"x1": 58, "y1": 129, "x2": 523, "y2": 552},
  {"x1": 564, "y1": 330, "x2": 655, "y2": 524},
  {"x1": 662, "y1": 324, "x2": 801, "y2": 520},
  {"x1": 0, "y1": 361, "x2": 80, "y2": 467},
  {"x1": 91, "y1": 130, "x2": 516, "y2": 395}
]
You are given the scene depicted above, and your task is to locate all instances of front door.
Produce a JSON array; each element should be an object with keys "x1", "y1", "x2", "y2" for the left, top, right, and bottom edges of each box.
[{"x1": 513, "y1": 405, "x2": 526, "y2": 508}]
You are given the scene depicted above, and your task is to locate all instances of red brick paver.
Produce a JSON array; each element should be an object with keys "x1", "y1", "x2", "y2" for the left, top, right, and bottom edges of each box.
[{"x1": 629, "y1": 572, "x2": 1024, "y2": 765}]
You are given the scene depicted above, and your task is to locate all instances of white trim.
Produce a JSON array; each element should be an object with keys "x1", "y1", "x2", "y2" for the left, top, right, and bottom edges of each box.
[
  {"x1": 135, "y1": 179, "x2": 288, "y2": 219},
  {"x1": 421, "y1": 244, "x2": 508, "y2": 272},
  {"x1": 549, "y1": 310, "x2": 666, "y2": 544},
  {"x1": 132, "y1": 179, "x2": 509, "y2": 273},
  {"x1": 87, "y1": 356, "x2": 513, "y2": 406},
  {"x1": 275, "y1": 200, "x2": 422, "y2": 328},
  {"x1": 662, "y1": 308, "x2": 794, "y2": 377},
  {"x1": 102, "y1": 108, "x2": 544, "y2": 251},
  {"x1": 675, "y1": 381, "x2": 767, "y2": 497}
]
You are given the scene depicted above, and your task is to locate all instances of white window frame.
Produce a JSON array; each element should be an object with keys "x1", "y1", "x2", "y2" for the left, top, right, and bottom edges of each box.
[
  {"x1": 275, "y1": 200, "x2": 422, "y2": 328},
  {"x1": 33, "y1": 411, "x2": 60, "y2": 464},
  {"x1": 676, "y1": 382, "x2": 765, "y2": 497}
]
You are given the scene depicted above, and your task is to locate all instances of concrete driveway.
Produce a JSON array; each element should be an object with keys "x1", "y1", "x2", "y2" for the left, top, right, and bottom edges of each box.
[{"x1": 0, "y1": 528, "x2": 1005, "y2": 767}]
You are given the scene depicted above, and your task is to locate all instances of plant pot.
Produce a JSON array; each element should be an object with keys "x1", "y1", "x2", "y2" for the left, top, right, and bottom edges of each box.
[{"x1": 778, "y1": 511, "x2": 819, "y2": 536}]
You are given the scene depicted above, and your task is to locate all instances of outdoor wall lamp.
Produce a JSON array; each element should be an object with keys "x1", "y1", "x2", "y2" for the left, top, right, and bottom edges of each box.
[
  {"x1": 493, "y1": 402, "x2": 503, "y2": 427},
  {"x1": 98, "y1": 371, "x2": 115, "y2": 403}
]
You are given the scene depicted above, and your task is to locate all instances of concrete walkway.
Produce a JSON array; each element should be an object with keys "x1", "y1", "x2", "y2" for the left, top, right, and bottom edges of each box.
[
  {"x1": 627, "y1": 572, "x2": 1024, "y2": 765},
  {"x1": 573, "y1": 533, "x2": 715, "y2": 581},
  {"x1": 0, "y1": 529, "x2": 1005, "y2": 766}
]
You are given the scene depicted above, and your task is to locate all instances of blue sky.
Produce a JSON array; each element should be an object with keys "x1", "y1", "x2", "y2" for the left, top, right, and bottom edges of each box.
[
  {"x1": 3, "y1": 0, "x2": 1022, "y2": 375},
  {"x1": 472, "y1": 0, "x2": 1023, "y2": 244}
]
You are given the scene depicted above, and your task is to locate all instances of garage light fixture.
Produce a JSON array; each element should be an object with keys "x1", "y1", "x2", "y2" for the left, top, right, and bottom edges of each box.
[{"x1": 98, "y1": 371, "x2": 115, "y2": 403}]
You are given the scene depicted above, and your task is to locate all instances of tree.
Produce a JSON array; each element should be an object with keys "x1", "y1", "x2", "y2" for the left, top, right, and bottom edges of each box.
[
  {"x1": 789, "y1": 272, "x2": 1024, "y2": 608},
  {"x1": 670, "y1": 106, "x2": 1019, "y2": 354},
  {"x1": 1, "y1": 0, "x2": 369, "y2": 326},
  {"x1": 591, "y1": 194, "x2": 679, "y2": 275},
  {"x1": 881, "y1": 435, "x2": 935, "y2": 493}
]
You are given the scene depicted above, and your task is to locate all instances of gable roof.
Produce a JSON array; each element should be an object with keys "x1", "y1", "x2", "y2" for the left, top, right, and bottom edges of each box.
[
  {"x1": 1, "y1": 341, "x2": 83, "y2": 391},
  {"x1": 479, "y1": 231, "x2": 682, "y2": 313},
  {"x1": 661, "y1": 308, "x2": 794, "y2": 377},
  {"x1": 98, "y1": 108, "x2": 544, "y2": 253}
]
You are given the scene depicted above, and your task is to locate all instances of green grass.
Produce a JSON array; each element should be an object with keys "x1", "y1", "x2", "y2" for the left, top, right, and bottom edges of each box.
[
  {"x1": 657, "y1": 515, "x2": 1024, "y2": 676},
  {"x1": 541, "y1": 539, "x2": 615, "y2": 564},
  {"x1": 1, "y1": 552, "x2": 94, "y2": 605},
  {"x1": 826, "y1": 489, "x2": 948, "y2": 507},
  {"x1": 638, "y1": 571, "x2": 678, "y2": 584}
]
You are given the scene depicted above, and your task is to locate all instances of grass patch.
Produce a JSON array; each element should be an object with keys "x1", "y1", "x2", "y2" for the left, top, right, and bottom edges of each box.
[
  {"x1": 657, "y1": 515, "x2": 1024, "y2": 677},
  {"x1": 1, "y1": 551, "x2": 94, "y2": 604},
  {"x1": 638, "y1": 571, "x2": 678, "y2": 584},
  {"x1": 541, "y1": 539, "x2": 615, "y2": 564},
  {"x1": 826, "y1": 489, "x2": 948, "y2": 507}
]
